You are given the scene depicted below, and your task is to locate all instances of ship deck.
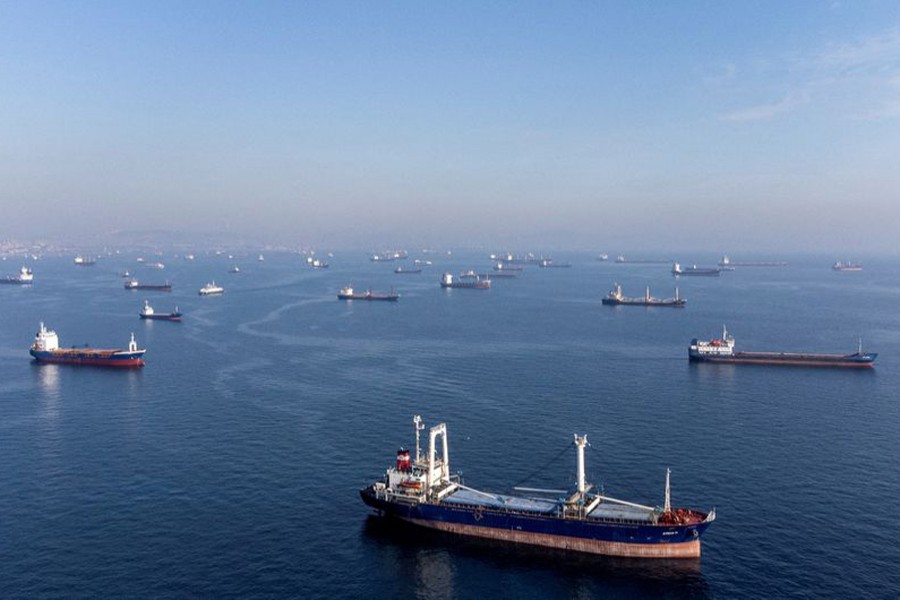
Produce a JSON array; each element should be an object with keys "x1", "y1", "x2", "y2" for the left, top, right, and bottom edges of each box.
[
  {"x1": 440, "y1": 488, "x2": 657, "y2": 523},
  {"x1": 442, "y1": 489, "x2": 558, "y2": 513}
]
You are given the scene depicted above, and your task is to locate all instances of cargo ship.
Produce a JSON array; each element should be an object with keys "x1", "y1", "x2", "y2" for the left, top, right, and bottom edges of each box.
[
  {"x1": 538, "y1": 259, "x2": 572, "y2": 268},
  {"x1": 440, "y1": 272, "x2": 491, "y2": 289},
  {"x1": 615, "y1": 256, "x2": 669, "y2": 264},
  {"x1": 139, "y1": 300, "x2": 182, "y2": 321},
  {"x1": 832, "y1": 261, "x2": 863, "y2": 272},
  {"x1": 601, "y1": 283, "x2": 684, "y2": 307},
  {"x1": 1, "y1": 266, "x2": 33, "y2": 284},
  {"x1": 199, "y1": 282, "x2": 225, "y2": 296},
  {"x1": 672, "y1": 263, "x2": 721, "y2": 277},
  {"x1": 719, "y1": 255, "x2": 787, "y2": 268},
  {"x1": 493, "y1": 262, "x2": 523, "y2": 272},
  {"x1": 394, "y1": 267, "x2": 422, "y2": 274},
  {"x1": 73, "y1": 256, "x2": 96, "y2": 266},
  {"x1": 689, "y1": 326, "x2": 877, "y2": 368},
  {"x1": 337, "y1": 285, "x2": 399, "y2": 301},
  {"x1": 361, "y1": 416, "x2": 715, "y2": 558},
  {"x1": 29, "y1": 323, "x2": 145, "y2": 367},
  {"x1": 124, "y1": 279, "x2": 172, "y2": 291}
]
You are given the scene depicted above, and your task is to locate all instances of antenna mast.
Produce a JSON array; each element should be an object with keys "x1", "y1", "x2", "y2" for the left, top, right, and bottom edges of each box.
[
  {"x1": 664, "y1": 468, "x2": 671, "y2": 513},
  {"x1": 413, "y1": 415, "x2": 424, "y2": 463}
]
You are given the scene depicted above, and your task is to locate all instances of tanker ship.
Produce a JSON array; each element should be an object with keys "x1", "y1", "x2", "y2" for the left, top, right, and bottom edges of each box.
[
  {"x1": 672, "y1": 263, "x2": 721, "y2": 277},
  {"x1": 125, "y1": 279, "x2": 172, "y2": 291},
  {"x1": 337, "y1": 285, "x2": 399, "y2": 301},
  {"x1": 29, "y1": 323, "x2": 146, "y2": 367},
  {"x1": 601, "y1": 283, "x2": 684, "y2": 307},
  {"x1": 689, "y1": 326, "x2": 876, "y2": 368},
  {"x1": 361, "y1": 416, "x2": 715, "y2": 558}
]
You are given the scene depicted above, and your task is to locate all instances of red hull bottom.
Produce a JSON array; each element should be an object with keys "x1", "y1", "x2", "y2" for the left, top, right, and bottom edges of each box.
[
  {"x1": 33, "y1": 357, "x2": 144, "y2": 368},
  {"x1": 404, "y1": 517, "x2": 702, "y2": 558}
]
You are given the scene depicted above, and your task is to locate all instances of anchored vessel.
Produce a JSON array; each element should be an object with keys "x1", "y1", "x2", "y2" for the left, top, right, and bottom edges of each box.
[
  {"x1": 198, "y1": 281, "x2": 225, "y2": 296},
  {"x1": 832, "y1": 261, "x2": 863, "y2": 272},
  {"x1": 602, "y1": 283, "x2": 684, "y2": 307},
  {"x1": 394, "y1": 267, "x2": 422, "y2": 274},
  {"x1": 125, "y1": 279, "x2": 172, "y2": 291},
  {"x1": 440, "y1": 272, "x2": 491, "y2": 289},
  {"x1": 672, "y1": 263, "x2": 720, "y2": 277},
  {"x1": 29, "y1": 323, "x2": 145, "y2": 367},
  {"x1": 199, "y1": 282, "x2": 225, "y2": 296},
  {"x1": 139, "y1": 300, "x2": 182, "y2": 321},
  {"x1": 689, "y1": 326, "x2": 877, "y2": 368},
  {"x1": 538, "y1": 259, "x2": 572, "y2": 268},
  {"x1": 73, "y1": 256, "x2": 96, "y2": 266},
  {"x1": 361, "y1": 416, "x2": 715, "y2": 558},
  {"x1": 719, "y1": 255, "x2": 787, "y2": 268},
  {"x1": 337, "y1": 285, "x2": 399, "y2": 301},
  {"x1": 1, "y1": 266, "x2": 33, "y2": 284}
]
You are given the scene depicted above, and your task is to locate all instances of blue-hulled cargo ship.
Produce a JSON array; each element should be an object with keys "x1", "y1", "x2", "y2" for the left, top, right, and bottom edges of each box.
[
  {"x1": 360, "y1": 416, "x2": 715, "y2": 558},
  {"x1": 689, "y1": 326, "x2": 877, "y2": 368},
  {"x1": 29, "y1": 323, "x2": 146, "y2": 367}
]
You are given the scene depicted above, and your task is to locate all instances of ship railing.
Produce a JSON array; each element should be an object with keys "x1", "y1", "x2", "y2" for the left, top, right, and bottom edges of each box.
[{"x1": 435, "y1": 498, "x2": 661, "y2": 526}]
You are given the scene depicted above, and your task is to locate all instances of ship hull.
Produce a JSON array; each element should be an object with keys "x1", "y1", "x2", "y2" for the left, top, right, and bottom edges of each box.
[
  {"x1": 689, "y1": 351, "x2": 876, "y2": 368},
  {"x1": 602, "y1": 299, "x2": 685, "y2": 307},
  {"x1": 140, "y1": 314, "x2": 182, "y2": 321},
  {"x1": 30, "y1": 349, "x2": 145, "y2": 367},
  {"x1": 440, "y1": 283, "x2": 490, "y2": 289},
  {"x1": 127, "y1": 286, "x2": 172, "y2": 291},
  {"x1": 360, "y1": 488, "x2": 708, "y2": 559},
  {"x1": 337, "y1": 294, "x2": 398, "y2": 301}
]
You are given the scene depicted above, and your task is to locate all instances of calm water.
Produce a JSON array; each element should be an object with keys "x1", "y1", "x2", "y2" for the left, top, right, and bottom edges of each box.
[{"x1": 1, "y1": 252, "x2": 899, "y2": 599}]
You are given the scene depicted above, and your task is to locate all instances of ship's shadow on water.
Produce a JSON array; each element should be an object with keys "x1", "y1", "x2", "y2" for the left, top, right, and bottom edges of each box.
[{"x1": 360, "y1": 515, "x2": 710, "y2": 599}]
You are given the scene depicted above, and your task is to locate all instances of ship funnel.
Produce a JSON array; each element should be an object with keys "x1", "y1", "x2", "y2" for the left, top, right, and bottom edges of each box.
[{"x1": 396, "y1": 448, "x2": 411, "y2": 471}]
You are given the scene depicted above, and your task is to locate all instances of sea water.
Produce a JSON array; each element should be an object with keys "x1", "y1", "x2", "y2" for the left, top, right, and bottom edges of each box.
[{"x1": 1, "y1": 252, "x2": 898, "y2": 598}]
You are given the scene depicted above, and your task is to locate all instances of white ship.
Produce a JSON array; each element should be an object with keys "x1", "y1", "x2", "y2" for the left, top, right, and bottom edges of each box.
[{"x1": 198, "y1": 282, "x2": 225, "y2": 296}]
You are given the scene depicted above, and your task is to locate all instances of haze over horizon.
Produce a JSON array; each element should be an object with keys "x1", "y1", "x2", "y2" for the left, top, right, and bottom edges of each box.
[{"x1": 3, "y1": 2, "x2": 900, "y2": 253}]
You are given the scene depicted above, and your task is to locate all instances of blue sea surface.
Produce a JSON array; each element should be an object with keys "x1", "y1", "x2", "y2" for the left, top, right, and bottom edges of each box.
[{"x1": 1, "y1": 252, "x2": 899, "y2": 598}]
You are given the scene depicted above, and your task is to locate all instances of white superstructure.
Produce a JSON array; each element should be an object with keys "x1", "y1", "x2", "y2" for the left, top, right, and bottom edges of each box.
[
  {"x1": 32, "y1": 323, "x2": 60, "y2": 352},
  {"x1": 690, "y1": 325, "x2": 736, "y2": 357},
  {"x1": 199, "y1": 282, "x2": 225, "y2": 296}
]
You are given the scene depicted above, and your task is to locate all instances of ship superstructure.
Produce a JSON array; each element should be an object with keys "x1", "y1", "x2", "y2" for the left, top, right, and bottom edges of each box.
[{"x1": 361, "y1": 416, "x2": 715, "y2": 558}]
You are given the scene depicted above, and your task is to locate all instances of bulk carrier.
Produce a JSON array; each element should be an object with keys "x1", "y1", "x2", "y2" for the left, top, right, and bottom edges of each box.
[
  {"x1": 30, "y1": 323, "x2": 145, "y2": 367},
  {"x1": 689, "y1": 326, "x2": 876, "y2": 368},
  {"x1": 361, "y1": 416, "x2": 715, "y2": 558},
  {"x1": 601, "y1": 283, "x2": 684, "y2": 307}
]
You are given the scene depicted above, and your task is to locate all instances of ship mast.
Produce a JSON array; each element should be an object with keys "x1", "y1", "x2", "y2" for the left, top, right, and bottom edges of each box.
[
  {"x1": 664, "y1": 468, "x2": 671, "y2": 513},
  {"x1": 574, "y1": 434, "x2": 588, "y2": 494},
  {"x1": 413, "y1": 415, "x2": 424, "y2": 464}
]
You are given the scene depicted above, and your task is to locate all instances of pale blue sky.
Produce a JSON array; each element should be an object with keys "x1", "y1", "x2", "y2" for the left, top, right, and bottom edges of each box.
[{"x1": 2, "y1": 1, "x2": 900, "y2": 251}]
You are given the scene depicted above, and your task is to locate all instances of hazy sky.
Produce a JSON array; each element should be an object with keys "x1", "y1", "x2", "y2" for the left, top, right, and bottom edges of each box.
[{"x1": 2, "y1": 2, "x2": 900, "y2": 252}]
